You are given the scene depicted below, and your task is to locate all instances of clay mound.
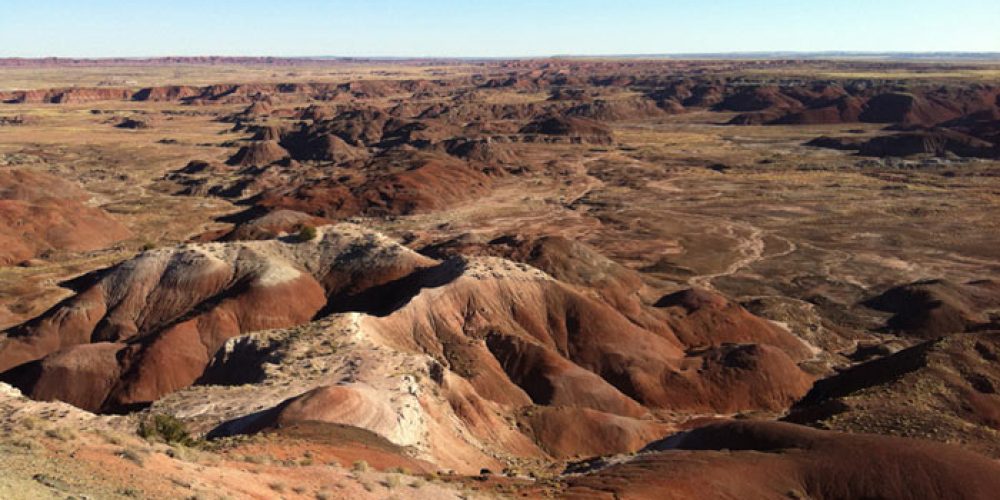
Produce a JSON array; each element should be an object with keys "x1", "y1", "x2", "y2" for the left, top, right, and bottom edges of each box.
[
  {"x1": 1, "y1": 342, "x2": 125, "y2": 412},
  {"x1": 293, "y1": 104, "x2": 338, "y2": 121},
  {"x1": 726, "y1": 108, "x2": 787, "y2": 125},
  {"x1": 519, "y1": 115, "x2": 614, "y2": 144},
  {"x1": 485, "y1": 332, "x2": 648, "y2": 417},
  {"x1": 808, "y1": 128, "x2": 997, "y2": 158},
  {"x1": 344, "y1": 79, "x2": 406, "y2": 98},
  {"x1": 173, "y1": 160, "x2": 236, "y2": 177},
  {"x1": 441, "y1": 138, "x2": 517, "y2": 166},
  {"x1": 941, "y1": 112, "x2": 1000, "y2": 144},
  {"x1": 220, "y1": 209, "x2": 332, "y2": 241},
  {"x1": 565, "y1": 97, "x2": 665, "y2": 121},
  {"x1": 420, "y1": 100, "x2": 566, "y2": 123},
  {"x1": 520, "y1": 114, "x2": 611, "y2": 136},
  {"x1": 279, "y1": 128, "x2": 369, "y2": 163},
  {"x1": 378, "y1": 119, "x2": 456, "y2": 148},
  {"x1": 0, "y1": 225, "x2": 436, "y2": 411},
  {"x1": 857, "y1": 128, "x2": 996, "y2": 158},
  {"x1": 312, "y1": 106, "x2": 393, "y2": 146},
  {"x1": 864, "y1": 279, "x2": 1000, "y2": 337},
  {"x1": 661, "y1": 343, "x2": 814, "y2": 413},
  {"x1": 132, "y1": 85, "x2": 201, "y2": 102},
  {"x1": 769, "y1": 96, "x2": 866, "y2": 125},
  {"x1": 421, "y1": 233, "x2": 666, "y2": 334},
  {"x1": 564, "y1": 420, "x2": 1000, "y2": 499},
  {"x1": 312, "y1": 133, "x2": 367, "y2": 162},
  {"x1": 253, "y1": 153, "x2": 492, "y2": 218},
  {"x1": 274, "y1": 385, "x2": 403, "y2": 441},
  {"x1": 249, "y1": 124, "x2": 286, "y2": 141},
  {"x1": 779, "y1": 84, "x2": 848, "y2": 107},
  {"x1": 160, "y1": 160, "x2": 251, "y2": 197},
  {"x1": 277, "y1": 108, "x2": 448, "y2": 155},
  {"x1": 805, "y1": 135, "x2": 867, "y2": 151},
  {"x1": 243, "y1": 100, "x2": 272, "y2": 117},
  {"x1": 0, "y1": 169, "x2": 132, "y2": 266},
  {"x1": 714, "y1": 86, "x2": 803, "y2": 112},
  {"x1": 505, "y1": 235, "x2": 648, "y2": 313},
  {"x1": 421, "y1": 234, "x2": 812, "y2": 363},
  {"x1": 221, "y1": 100, "x2": 273, "y2": 122},
  {"x1": 787, "y1": 331, "x2": 1000, "y2": 457},
  {"x1": 479, "y1": 75, "x2": 545, "y2": 91},
  {"x1": 656, "y1": 288, "x2": 814, "y2": 360},
  {"x1": 860, "y1": 92, "x2": 963, "y2": 126},
  {"x1": 681, "y1": 84, "x2": 725, "y2": 108},
  {"x1": 361, "y1": 257, "x2": 813, "y2": 414},
  {"x1": 518, "y1": 406, "x2": 669, "y2": 459},
  {"x1": 656, "y1": 98, "x2": 686, "y2": 114},
  {"x1": 227, "y1": 140, "x2": 290, "y2": 166},
  {"x1": 547, "y1": 87, "x2": 594, "y2": 101},
  {"x1": 50, "y1": 88, "x2": 133, "y2": 104}
]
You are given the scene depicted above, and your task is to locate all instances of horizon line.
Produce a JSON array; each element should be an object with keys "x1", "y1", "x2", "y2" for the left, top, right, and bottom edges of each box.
[{"x1": 2, "y1": 51, "x2": 1000, "y2": 62}]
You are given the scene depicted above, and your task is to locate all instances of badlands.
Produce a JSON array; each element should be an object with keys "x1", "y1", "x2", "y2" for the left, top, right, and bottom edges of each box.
[{"x1": 0, "y1": 57, "x2": 999, "y2": 498}]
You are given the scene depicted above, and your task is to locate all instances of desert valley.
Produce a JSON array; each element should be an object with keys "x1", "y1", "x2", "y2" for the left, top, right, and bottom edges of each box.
[{"x1": 0, "y1": 55, "x2": 999, "y2": 499}]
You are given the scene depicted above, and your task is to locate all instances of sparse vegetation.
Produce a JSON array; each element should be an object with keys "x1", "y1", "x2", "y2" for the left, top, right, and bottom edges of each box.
[
  {"x1": 138, "y1": 414, "x2": 194, "y2": 446},
  {"x1": 352, "y1": 459, "x2": 370, "y2": 473},
  {"x1": 20, "y1": 416, "x2": 40, "y2": 430},
  {"x1": 9, "y1": 437, "x2": 37, "y2": 450},
  {"x1": 118, "y1": 487, "x2": 142, "y2": 497},
  {"x1": 242, "y1": 454, "x2": 272, "y2": 465},
  {"x1": 166, "y1": 444, "x2": 201, "y2": 463},
  {"x1": 381, "y1": 474, "x2": 402, "y2": 489},
  {"x1": 296, "y1": 225, "x2": 318, "y2": 242},
  {"x1": 44, "y1": 427, "x2": 76, "y2": 441},
  {"x1": 117, "y1": 447, "x2": 146, "y2": 466},
  {"x1": 96, "y1": 429, "x2": 124, "y2": 445}
]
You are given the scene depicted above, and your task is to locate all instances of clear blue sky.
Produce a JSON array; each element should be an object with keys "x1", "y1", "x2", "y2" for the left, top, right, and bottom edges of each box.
[{"x1": 1, "y1": 0, "x2": 998, "y2": 58}]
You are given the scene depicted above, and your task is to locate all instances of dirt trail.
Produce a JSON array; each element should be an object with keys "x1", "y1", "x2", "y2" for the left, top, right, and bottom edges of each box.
[{"x1": 688, "y1": 220, "x2": 766, "y2": 291}]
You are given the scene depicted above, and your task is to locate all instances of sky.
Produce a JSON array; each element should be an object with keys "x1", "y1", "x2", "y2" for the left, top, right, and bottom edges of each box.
[{"x1": 1, "y1": 0, "x2": 998, "y2": 58}]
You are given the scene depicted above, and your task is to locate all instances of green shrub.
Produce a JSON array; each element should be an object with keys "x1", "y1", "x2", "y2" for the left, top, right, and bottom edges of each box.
[
  {"x1": 138, "y1": 414, "x2": 193, "y2": 446},
  {"x1": 296, "y1": 225, "x2": 318, "y2": 242}
]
